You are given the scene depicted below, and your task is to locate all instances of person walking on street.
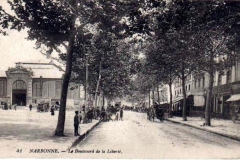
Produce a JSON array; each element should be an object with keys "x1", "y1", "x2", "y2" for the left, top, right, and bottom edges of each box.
[
  {"x1": 29, "y1": 104, "x2": 32, "y2": 111},
  {"x1": 74, "y1": 111, "x2": 80, "y2": 136},
  {"x1": 50, "y1": 105, "x2": 55, "y2": 116},
  {"x1": 120, "y1": 108, "x2": 123, "y2": 121},
  {"x1": 79, "y1": 111, "x2": 82, "y2": 124}
]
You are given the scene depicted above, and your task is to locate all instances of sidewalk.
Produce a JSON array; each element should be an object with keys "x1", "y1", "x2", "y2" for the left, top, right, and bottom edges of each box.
[
  {"x1": 0, "y1": 106, "x2": 101, "y2": 158},
  {"x1": 166, "y1": 116, "x2": 240, "y2": 141}
]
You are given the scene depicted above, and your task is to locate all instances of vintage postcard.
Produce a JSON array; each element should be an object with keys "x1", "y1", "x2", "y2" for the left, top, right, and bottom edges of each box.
[{"x1": 0, "y1": 0, "x2": 240, "y2": 159}]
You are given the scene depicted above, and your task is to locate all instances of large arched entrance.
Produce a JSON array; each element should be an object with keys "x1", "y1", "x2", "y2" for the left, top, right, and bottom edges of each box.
[{"x1": 12, "y1": 80, "x2": 27, "y2": 106}]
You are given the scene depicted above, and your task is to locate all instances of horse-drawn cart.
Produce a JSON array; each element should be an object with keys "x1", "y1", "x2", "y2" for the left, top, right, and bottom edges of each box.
[{"x1": 148, "y1": 103, "x2": 169, "y2": 122}]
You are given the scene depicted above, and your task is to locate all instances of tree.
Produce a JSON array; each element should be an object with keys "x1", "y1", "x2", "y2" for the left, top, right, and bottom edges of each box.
[
  {"x1": 144, "y1": 38, "x2": 178, "y2": 117},
  {"x1": 165, "y1": 1, "x2": 239, "y2": 125},
  {"x1": 149, "y1": 0, "x2": 240, "y2": 124},
  {"x1": 70, "y1": 37, "x2": 133, "y2": 103},
  {"x1": 1, "y1": 0, "x2": 139, "y2": 136},
  {"x1": 187, "y1": 1, "x2": 239, "y2": 126}
]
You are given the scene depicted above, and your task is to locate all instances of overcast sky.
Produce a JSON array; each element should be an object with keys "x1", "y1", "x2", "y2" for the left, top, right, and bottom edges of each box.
[{"x1": 0, "y1": 1, "x2": 58, "y2": 71}]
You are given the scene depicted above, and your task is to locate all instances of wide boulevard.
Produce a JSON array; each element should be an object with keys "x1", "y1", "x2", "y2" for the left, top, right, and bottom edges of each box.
[{"x1": 71, "y1": 111, "x2": 240, "y2": 159}]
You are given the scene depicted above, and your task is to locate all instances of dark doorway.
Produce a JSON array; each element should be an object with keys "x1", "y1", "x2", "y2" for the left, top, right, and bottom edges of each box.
[
  {"x1": 223, "y1": 95, "x2": 231, "y2": 119},
  {"x1": 12, "y1": 80, "x2": 27, "y2": 106},
  {"x1": 12, "y1": 89, "x2": 27, "y2": 106}
]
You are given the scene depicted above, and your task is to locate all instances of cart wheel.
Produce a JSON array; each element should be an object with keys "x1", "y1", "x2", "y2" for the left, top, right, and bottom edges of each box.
[{"x1": 232, "y1": 116, "x2": 236, "y2": 123}]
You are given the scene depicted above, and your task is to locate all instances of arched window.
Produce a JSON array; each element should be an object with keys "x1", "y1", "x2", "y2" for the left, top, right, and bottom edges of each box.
[{"x1": 12, "y1": 80, "x2": 27, "y2": 90}]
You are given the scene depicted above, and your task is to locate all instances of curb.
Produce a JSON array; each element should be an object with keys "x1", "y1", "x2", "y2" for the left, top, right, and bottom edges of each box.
[
  {"x1": 67, "y1": 119, "x2": 102, "y2": 151},
  {"x1": 166, "y1": 118, "x2": 240, "y2": 142}
]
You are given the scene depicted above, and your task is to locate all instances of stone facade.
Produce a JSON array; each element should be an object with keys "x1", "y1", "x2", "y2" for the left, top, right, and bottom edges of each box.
[{"x1": 0, "y1": 63, "x2": 84, "y2": 107}]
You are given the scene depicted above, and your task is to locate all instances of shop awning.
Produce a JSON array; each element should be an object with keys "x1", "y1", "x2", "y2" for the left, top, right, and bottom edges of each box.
[{"x1": 226, "y1": 94, "x2": 240, "y2": 102}]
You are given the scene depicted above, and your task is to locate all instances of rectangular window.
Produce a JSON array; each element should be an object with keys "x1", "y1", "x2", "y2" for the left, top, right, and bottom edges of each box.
[
  {"x1": 227, "y1": 71, "x2": 231, "y2": 84},
  {"x1": 48, "y1": 81, "x2": 55, "y2": 97},
  {"x1": 55, "y1": 81, "x2": 62, "y2": 98},
  {"x1": 33, "y1": 82, "x2": 41, "y2": 97},
  {"x1": 0, "y1": 81, "x2": 3, "y2": 96},
  {"x1": 218, "y1": 74, "x2": 222, "y2": 86}
]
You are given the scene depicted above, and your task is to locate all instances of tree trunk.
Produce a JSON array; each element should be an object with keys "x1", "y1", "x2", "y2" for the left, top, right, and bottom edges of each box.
[
  {"x1": 152, "y1": 87, "x2": 155, "y2": 105},
  {"x1": 181, "y1": 64, "x2": 187, "y2": 121},
  {"x1": 54, "y1": 1, "x2": 77, "y2": 136},
  {"x1": 102, "y1": 94, "x2": 105, "y2": 108},
  {"x1": 168, "y1": 81, "x2": 173, "y2": 118},
  {"x1": 205, "y1": 52, "x2": 214, "y2": 126},
  {"x1": 157, "y1": 84, "x2": 160, "y2": 104},
  {"x1": 94, "y1": 61, "x2": 102, "y2": 108},
  {"x1": 54, "y1": 29, "x2": 75, "y2": 136},
  {"x1": 182, "y1": 76, "x2": 187, "y2": 121},
  {"x1": 149, "y1": 89, "x2": 151, "y2": 108}
]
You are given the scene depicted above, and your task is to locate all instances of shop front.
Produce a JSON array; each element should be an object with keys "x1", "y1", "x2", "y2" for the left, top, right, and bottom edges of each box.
[
  {"x1": 189, "y1": 94, "x2": 205, "y2": 117},
  {"x1": 172, "y1": 95, "x2": 192, "y2": 117},
  {"x1": 225, "y1": 81, "x2": 240, "y2": 122},
  {"x1": 212, "y1": 83, "x2": 231, "y2": 119}
]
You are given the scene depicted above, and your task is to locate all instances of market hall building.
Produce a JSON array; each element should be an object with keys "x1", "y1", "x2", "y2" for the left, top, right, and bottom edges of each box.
[{"x1": 0, "y1": 62, "x2": 84, "y2": 107}]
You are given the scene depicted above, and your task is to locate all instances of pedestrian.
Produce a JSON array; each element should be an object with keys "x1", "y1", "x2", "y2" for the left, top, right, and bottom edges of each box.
[
  {"x1": 74, "y1": 111, "x2": 80, "y2": 136},
  {"x1": 29, "y1": 104, "x2": 32, "y2": 111},
  {"x1": 14, "y1": 104, "x2": 17, "y2": 110},
  {"x1": 82, "y1": 110, "x2": 87, "y2": 124},
  {"x1": 79, "y1": 111, "x2": 82, "y2": 124},
  {"x1": 7, "y1": 102, "x2": 11, "y2": 110},
  {"x1": 120, "y1": 108, "x2": 123, "y2": 121},
  {"x1": 96, "y1": 107, "x2": 100, "y2": 120},
  {"x1": 115, "y1": 112, "x2": 119, "y2": 121},
  {"x1": 50, "y1": 105, "x2": 55, "y2": 116},
  {"x1": 101, "y1": 109, "x2": 106, "y2": 121}
]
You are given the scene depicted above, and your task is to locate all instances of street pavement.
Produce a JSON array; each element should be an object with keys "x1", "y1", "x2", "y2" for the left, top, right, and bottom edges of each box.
[
  {"x1": 166, "y1": 116, "x2": 240, "y2": 141},
  {"x1": 0, "y1": 107, "x2": 240, "y2": 158},
  {"x1": 73, "y1": 111, "x2": 240, "y2": 159},
  {"x1": 0, "y1": 106, "x2": 100, "y2": 158}
]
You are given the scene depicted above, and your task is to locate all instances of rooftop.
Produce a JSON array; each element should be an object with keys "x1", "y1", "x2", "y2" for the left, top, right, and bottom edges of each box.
[
  {"x1": 21, "y1": 62, "x2": 64, "y2": 79},
  {"x1": 0, "y1": 62, "x2": 64, "y2": 79}
]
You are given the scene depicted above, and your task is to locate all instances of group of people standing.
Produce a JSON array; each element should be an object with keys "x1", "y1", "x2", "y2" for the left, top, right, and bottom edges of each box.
[
  {"x1": 100, "y1": 107, "x2": 123, "y2": 122},
  {"x1": 73, "y1": 106, "x2": 124, "y2": 136}
]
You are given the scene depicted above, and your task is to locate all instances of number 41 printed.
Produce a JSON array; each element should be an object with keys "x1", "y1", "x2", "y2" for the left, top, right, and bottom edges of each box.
[{"x1": 16, "y1": 149, "x2": 22, "y2": 153}]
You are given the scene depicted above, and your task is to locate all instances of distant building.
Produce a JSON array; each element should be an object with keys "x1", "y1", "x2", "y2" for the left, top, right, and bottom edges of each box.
[
  {"x1": 159, "y1": 84, "x2": 170, "y2": 104},
  {"x1": 172, "y1": 75, "x2": 193, "y2": 116},
  {"x1": 0, "y1": 62, "x2": 84, "y2": 107}
]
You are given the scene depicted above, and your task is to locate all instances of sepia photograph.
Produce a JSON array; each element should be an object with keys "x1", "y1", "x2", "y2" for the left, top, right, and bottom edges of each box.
[{"x1": 0, "y1": 0, "x2": 240, "y2": 159}]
